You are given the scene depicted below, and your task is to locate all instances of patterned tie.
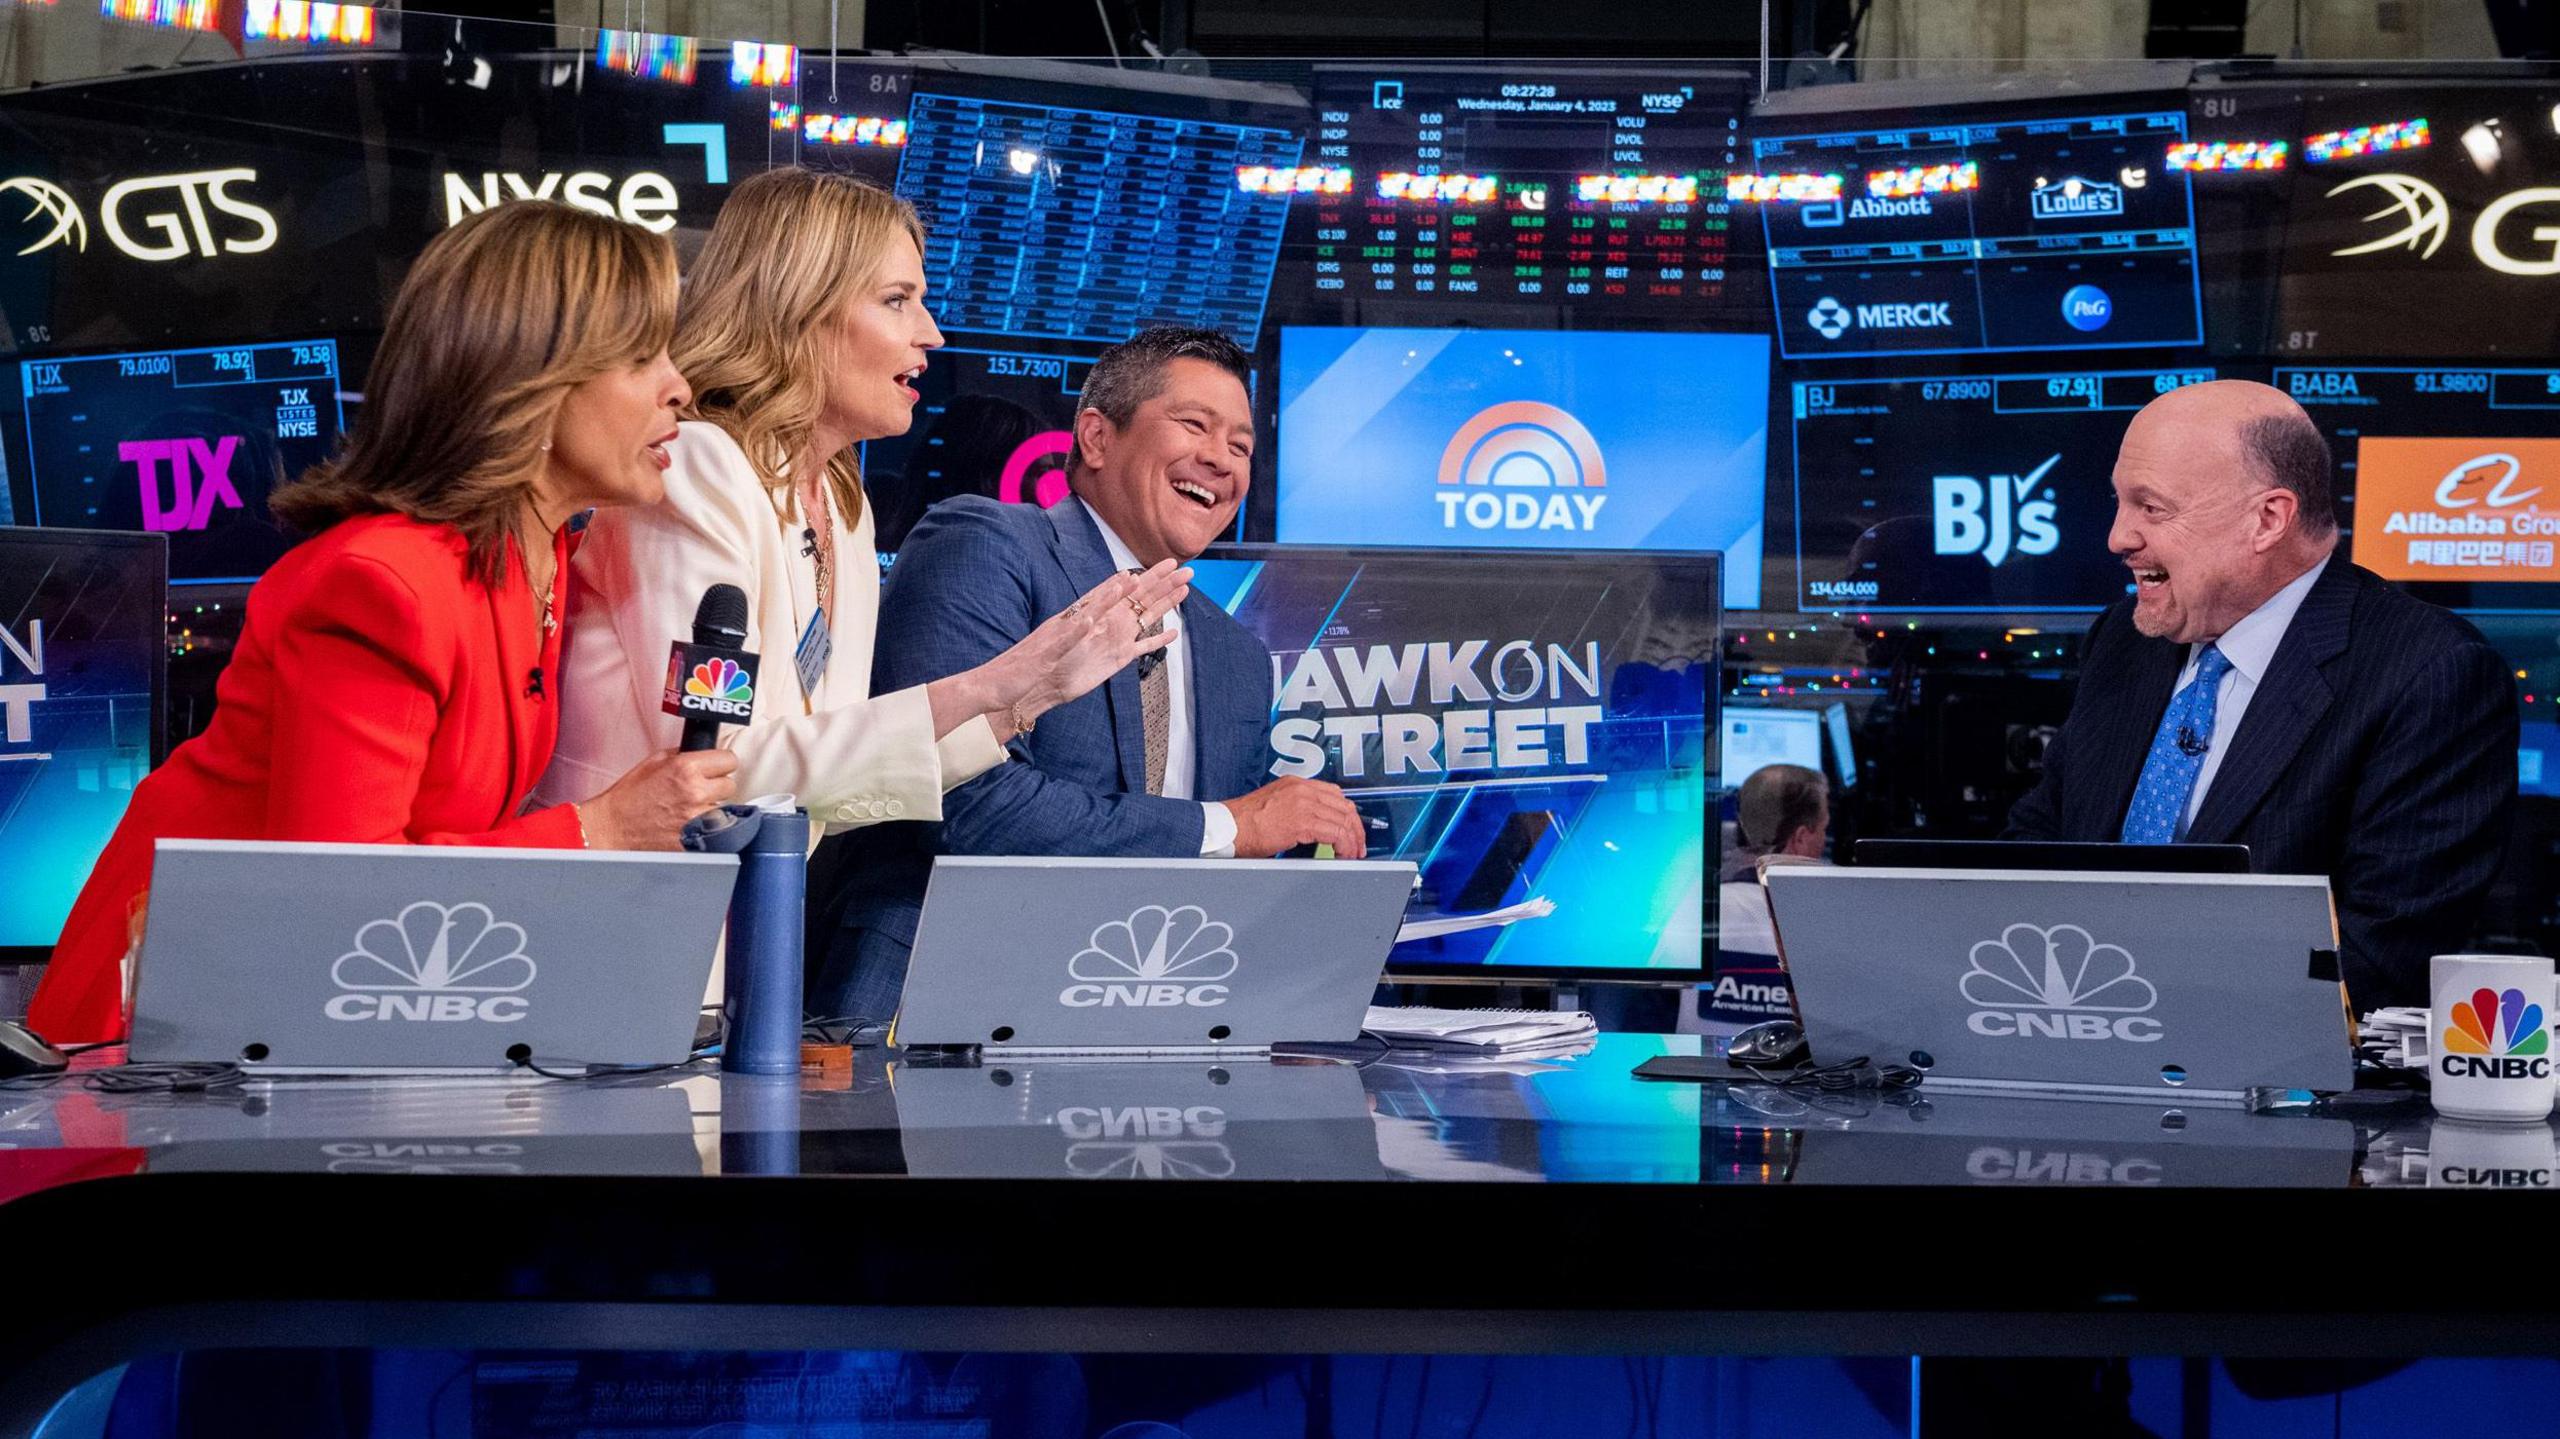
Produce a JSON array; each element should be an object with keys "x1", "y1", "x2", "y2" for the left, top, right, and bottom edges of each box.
[
  {"x1": 1129, "y1": 569, "x2": 1170, "y2": 796},
  {"x1": 2119, "y1": 644, "x2": 2235, "y2": 845}
]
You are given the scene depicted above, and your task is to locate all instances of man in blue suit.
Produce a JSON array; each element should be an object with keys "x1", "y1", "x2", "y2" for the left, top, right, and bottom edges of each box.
[
  {"x1": 2007, "y1": 379, "x2": 2516, "y2": 1008},
  {"x1": 818, "y1": 327, "x2": 1367, "y2": 1019}
]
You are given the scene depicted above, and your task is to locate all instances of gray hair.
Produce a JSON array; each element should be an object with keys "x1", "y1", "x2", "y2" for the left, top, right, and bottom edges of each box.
[{"x1": 1737, "y1": 763, "x2": 1828, "y2": 853}]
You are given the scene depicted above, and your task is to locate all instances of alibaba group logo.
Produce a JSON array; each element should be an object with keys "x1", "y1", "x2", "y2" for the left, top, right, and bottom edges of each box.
[
  {"x1": 1437, "y1": 401, "x2": 1607, "y2": 490},
  {"x1": 685, "y1": 657, "x2": 753, "y2": 702},
  {"x1": 2444, "y1": 986, "x2": 2548, "y2": 1058},
  {"x1": 2435, "y1": 452, "x2": 2543, "y2": 510}
]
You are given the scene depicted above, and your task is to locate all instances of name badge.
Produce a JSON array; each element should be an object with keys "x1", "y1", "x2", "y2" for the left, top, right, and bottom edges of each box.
[{"x1": 795, "y1": 608, "x2": 832, "y2": 699}]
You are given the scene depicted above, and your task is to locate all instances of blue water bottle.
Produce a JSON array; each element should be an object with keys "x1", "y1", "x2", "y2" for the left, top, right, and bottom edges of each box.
[{"x1": 720, "y1": 806, "x2": 810, "y2": 1076}]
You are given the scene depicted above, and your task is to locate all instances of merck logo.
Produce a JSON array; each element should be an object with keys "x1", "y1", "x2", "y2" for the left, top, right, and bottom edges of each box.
[
  {"x1": 324, "y1": 900, "x2": 535, "y2": 1022},
  {"x1": 1962, "y1": 922, "x2": 2163, "y2": 1042},
  {"x1": 1059, "y1": 905, "x2": 1238, "y2": 1008},
  {"x1": 2441, "y1": 986, "x2": 2551, "y2": 1079},
  {"x1": 122, "y1": 436, "x2": 245, "y2": 532},
  {"x1": 1434, "y1": 400, "x2": 1609, "y2": 534}
]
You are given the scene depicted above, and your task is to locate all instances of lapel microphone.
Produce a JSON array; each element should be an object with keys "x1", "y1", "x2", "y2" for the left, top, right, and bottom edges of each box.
[
  {"x1": 801, "y1": 527, "x2": 818, "y2": 560},
  {"x1": 524, "y1": 667, "x2": 544, "y2": 701},
  {"x1": 2175, "y1": 725, "x2": 2207, "y2": 758}
]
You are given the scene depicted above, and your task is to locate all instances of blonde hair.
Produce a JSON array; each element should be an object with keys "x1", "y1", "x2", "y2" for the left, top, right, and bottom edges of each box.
[
  {"x1": 269, "y1": 202, "x2": 678, "y2": 584},
  {"x1": 672, "y1": 167, "x2": 928, "y2": 529}
]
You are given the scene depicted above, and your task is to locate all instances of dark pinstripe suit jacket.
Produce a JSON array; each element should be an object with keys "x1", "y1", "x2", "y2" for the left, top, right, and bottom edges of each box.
[{"x1": 2007, "y1": 554, "x2": 2517, "y2": 1008}]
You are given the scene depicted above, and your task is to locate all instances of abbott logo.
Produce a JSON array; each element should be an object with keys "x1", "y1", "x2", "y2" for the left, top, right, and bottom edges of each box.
[
  {"x1": 1059, "y1": 905, "x2": 1238, "y2": 1008},
  {"x1": 324, "y1": 901, "x2": 535, "y2": 1022},
  {"x1": 1961, "y1": 922, "x2": 2162, "y2": 1042},
  {"x1": 1435, "y1": 400, "x2": 1608, "y2": 534},
  {"x1": 1933, "y1": 454, "x2": 2061, "y2": 567}
]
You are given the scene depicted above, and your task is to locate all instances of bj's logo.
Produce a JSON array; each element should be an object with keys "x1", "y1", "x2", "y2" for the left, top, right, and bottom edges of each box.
[{"x1": 2440, "y1": 986, "x2": 2551, "y2": 1080}]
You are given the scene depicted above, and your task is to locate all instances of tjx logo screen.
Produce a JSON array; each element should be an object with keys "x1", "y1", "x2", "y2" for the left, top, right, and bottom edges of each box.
[
  {"x1": 1790, "y1": 369, "x2": 2211, "y2": 610},
  {"x1": 1275, "y1": 326, "x2": 1767, "y2": 612},
  {"x1": 21, "y1": 340, "x2": 344, "y2": 583}
]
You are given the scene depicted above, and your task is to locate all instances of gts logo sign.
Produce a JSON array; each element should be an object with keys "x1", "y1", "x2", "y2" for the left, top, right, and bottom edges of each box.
[{"x1": 1933, "y1": 454, "x2": 2062, "y2": 567}]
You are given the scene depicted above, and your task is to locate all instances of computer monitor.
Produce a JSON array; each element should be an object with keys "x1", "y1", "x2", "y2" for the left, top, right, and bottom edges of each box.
[
  {"x1": 1720, "y1": 706, "x2": 1823, "y2": 790},
  {"x1": 0, "y1": 526, "x2": 167, "y2": 963},
  {"x1": 1823, "y1": 701, "x2": 1858, "y2": 789},
  {"x1": 1192, "y1": 544, "x2": 1718, "y2": 983}
]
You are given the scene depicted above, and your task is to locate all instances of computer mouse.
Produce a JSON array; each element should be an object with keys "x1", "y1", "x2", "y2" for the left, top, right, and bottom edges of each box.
[
  {"x1": 1725, "y1": 1019, "x2": 1808, "y2": 1069},
  {"x1": 0, "y1": 1021, "x2": 69, "y2": 1078}
]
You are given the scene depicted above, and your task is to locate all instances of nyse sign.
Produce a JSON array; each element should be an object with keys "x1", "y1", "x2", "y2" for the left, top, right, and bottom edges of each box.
[
  {"x1": 440, "y1": 171, "x2": 680, "y2": 232},
  {"x1": 0, "y1": 168, "x2": 278, "y2": 262}
]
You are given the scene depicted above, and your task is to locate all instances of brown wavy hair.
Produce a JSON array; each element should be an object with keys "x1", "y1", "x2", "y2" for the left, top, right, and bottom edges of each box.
[
  {"x1": 671, "y1": 167, "x2": 927, "y2": 530},
  {"x1": 268, "y1": 202, "x2": 680, "y2": 583}
]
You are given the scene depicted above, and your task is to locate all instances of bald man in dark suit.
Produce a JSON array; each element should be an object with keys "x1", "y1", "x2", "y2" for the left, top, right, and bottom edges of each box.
[{"x1": 2008, "y1": 380, "x2": 2517, "y2": 1009}]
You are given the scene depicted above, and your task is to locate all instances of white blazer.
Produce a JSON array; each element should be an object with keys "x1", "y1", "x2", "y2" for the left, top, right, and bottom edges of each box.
[{"x1": 538, "y1": 420, "x2": 1006, "y2": 833}]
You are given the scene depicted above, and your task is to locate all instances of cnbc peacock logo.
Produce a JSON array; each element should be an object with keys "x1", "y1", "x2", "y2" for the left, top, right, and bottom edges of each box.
[
  {"x1": 675, "y1": 652, "x2": 752, "y2": 711},
  {"x1": 1434, "y1": 400, "x2": 1609, "y2": 535},
  {"x1": 2441, "y1": 986, "x2": 2552, "y2": 1080}
]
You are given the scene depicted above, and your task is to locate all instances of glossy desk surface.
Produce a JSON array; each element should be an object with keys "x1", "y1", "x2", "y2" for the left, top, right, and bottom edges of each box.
[{"x1": 0, "y1": 1033, "x2": 2542, "y2": 1406}]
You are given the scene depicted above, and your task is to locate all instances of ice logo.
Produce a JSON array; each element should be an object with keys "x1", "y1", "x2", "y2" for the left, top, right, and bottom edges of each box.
[
  {"x1": 1807, "y1": 296, "x2": 1853, "y2": 340},
  {"x1": 1961, "y1": 923, "x2": 2163, "y2": 1042},
  {"x1": 1434, "y1": 400, "x2": 1609, "y2": 535},
  {"x1": 324, "y1": 900, "x2": 535, "y2": 1023},
  {"x1": 0, "y1": 177, "x2": 85, "y2": 255},
  {"x1": 686, "y1": 657, "x2": 753, "y2": 702},
  {"x1": 1059, "y1": 905, "x2": 1238, "y2": 1008},
  {"x1": 2441, "y1": 986, "x2": 2552, "y2": 1081}
]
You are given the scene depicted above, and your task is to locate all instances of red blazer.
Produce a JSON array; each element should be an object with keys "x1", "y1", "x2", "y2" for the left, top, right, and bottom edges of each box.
[{"x1": 31, "y1": 513, "x2": 585, "y2": 1042}]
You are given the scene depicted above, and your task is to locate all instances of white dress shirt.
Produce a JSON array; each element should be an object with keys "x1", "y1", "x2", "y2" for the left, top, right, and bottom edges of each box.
[
  {"x1": 1085, "y1": 503, "x2": 1238, "y2": 856},
  {"x1": 2171, "y1": 557, "x2": 2327, "y2": 838}
]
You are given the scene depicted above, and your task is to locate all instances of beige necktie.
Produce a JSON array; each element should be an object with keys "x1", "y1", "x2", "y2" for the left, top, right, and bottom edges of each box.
[{"x1": 1131, "y1": 569, "x2": 1169, "y2": 795}]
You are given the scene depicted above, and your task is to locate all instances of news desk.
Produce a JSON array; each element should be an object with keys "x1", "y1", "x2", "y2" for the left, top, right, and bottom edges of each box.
[{"x1": 0, "y1": 1033, "x2": 2534, "y2": 1431}]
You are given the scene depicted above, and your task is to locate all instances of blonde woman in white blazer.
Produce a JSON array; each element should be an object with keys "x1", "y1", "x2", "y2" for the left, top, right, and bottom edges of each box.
[{"x1": 539, "y1": 168, "x2": 1185, "y2": 835}]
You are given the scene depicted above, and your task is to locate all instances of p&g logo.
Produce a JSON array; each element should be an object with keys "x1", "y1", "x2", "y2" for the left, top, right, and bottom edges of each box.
[
  {"x1": 1962, "y1": 922, "x2": 2162, "y2": 1042},
  {"x1": 1434, "y1": 400, "x2": 1609, "y2": 535},
  {"x1": 1059, "y1": 905, "x2": 1238, "y2": 1008},
  {"x1": 2441, "y1": 986, "x2": 2550, "y2": 1080},
  {"x1": 324, "y1": 901, "x2": 534, "y2": 1023}
]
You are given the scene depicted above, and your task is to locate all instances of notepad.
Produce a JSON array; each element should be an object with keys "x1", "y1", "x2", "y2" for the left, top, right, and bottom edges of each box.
[{"x1": 1362, "y1": 1005, "x2": 1598, "y2": 1054}]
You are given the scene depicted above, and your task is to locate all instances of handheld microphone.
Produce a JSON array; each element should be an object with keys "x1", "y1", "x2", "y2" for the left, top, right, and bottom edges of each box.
[
  {"x1": 2175, "y1": 725, "x2": 2208, "y2": 758},
  {"x1": 663, "y1": 583, "x2": 759, "y2": 752}
]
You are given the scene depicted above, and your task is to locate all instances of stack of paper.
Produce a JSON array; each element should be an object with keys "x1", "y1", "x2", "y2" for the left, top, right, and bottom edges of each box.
[
  {"x1": 1363, "y1": 1005, "x2": 1598, "y2": 1056},
  {"x1": 2359, "y1": 1007, "x2": 2429, "y2": 1070},
  {"x1": 1394, "y1": 897, "x2": 1556, "y2": 944}
]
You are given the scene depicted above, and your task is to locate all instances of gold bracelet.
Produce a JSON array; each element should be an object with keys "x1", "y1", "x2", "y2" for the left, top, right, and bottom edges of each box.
[{"x1": 1007, "y1": 700, "x2": 1037, "y2": 740}]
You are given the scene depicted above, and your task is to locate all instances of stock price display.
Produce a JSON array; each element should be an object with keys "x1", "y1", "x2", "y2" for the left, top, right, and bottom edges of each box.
[
  {"x1": 1790, "y1": 367, "x2": 2215, "y2": 610},
  {"x1": 1293, "y1": 66, "x2": 1746, "y2": 318},
  {"x1": 1754, "y1": 110, "x2": 2203, "y2": 358},
  {"x1": 20, "y1": 340, "x2": 343, "y2": 583},
  {"x1": 2279, "y1": 365, "x2": 2560, "y2": 595}
]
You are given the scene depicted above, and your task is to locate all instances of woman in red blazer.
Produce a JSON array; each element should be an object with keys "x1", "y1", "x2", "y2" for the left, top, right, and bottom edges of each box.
[{"x1": 32, "y1": 203, "x2": 740, "y2": 1042}]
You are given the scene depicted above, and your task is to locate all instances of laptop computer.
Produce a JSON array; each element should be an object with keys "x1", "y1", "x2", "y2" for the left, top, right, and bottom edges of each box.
[
  {"x1": 129, "y1": 840, "x2": 737, "y2": 1073},
  {"x1": 1763, "y1": 866, "x2": 2352, "y2": 1101},
  {"x1": 894, "y1": 856, "x2": 1419, "y2": 1054},
  {"x1": 1853, "y1": 839, "x2": 2251, "y2": 874}
]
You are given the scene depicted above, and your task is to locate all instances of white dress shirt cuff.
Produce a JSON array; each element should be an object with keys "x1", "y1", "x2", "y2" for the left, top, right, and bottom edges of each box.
[
  {"x1": 1200, "y1": 801, "x2": 1237, "y2": 858},
  {"x1": 933, "y1": 713, "x2": 1008, "y2": 790}
]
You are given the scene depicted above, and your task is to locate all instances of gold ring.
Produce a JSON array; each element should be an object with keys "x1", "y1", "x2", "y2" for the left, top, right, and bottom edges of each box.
[
  {"x1": 1125, "y1": 595, "x2": 1149, "y2": 622},
  {"x1": 1063, "y1": 600, "x2": 1086, "y2": 620}
]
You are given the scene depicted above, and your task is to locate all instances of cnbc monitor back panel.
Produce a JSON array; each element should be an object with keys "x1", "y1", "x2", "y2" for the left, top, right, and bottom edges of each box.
[
  {"x1": 130, "y1": 840, "x2": 737, "y2": 1072},
  {"x1": 1765, "y1": 867, "x2": 2353, "y2": 1101},
  {"x1": 1191, "y1": 547, "x2": 1717, "y2": 983},
  {"x1": 0, "y1": 526, "x2": 166, "y2": 964}
]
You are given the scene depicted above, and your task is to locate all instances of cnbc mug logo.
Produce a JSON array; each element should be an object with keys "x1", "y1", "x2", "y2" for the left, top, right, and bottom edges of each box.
[
  {"x1": 1933, "y1": 454, "x2": 2062, "y2": 567},
  {"x1": 1059, "y1": 905, "x2": 1238, "y2": 1008},
  {"x1": 1435, "y1": 401, "x2": 1609, "y2": 534},
  {"x1": 1961, "y1": 922, "x2": 2163, "y2": 1041},
  {"x1": 2440, "y1": 986, "x2": 2550, "y2": 1080},
  {"x1": 324, "y1": 901, "x2": 534, "y2": 1022}
]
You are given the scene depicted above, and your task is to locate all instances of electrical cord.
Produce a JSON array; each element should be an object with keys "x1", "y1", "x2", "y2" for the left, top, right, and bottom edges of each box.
[{"x1": 0, "y1": 1061, "x2": 248, "y2": 1094}]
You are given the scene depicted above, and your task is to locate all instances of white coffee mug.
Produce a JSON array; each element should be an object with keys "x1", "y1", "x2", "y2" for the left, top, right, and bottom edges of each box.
[
  {"x1": 2429, "y1": 1118, "x2": 2560, "y2": 1190},
  {"x1": 2431, "y1": 954, "x2": 2557, "y2": 1124}
]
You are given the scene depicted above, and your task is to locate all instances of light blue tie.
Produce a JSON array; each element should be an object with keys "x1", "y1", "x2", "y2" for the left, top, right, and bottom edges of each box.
[{"x1": 2119, "y1": 644, "x2": 2235, "y2": 845}]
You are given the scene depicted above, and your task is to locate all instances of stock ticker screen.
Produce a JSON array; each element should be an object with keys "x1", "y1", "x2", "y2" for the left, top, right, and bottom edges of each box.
[
  {"x1": 1288, "y1": 66, "x2": 1751, "y2": 321},
  {"x1": 18, "y1": 340, "x2": 345, "y2": 584},
  {"x1": 2277, "y1": 365, "x2": 2560, "y2": 605},
  {"x1": 894, "y1": 90, "x2": 1303, "y2": 347},
  {"x1": 1788, "y1": 367, "x2": 2216, "y2": 611},
  {"x1": 1752, "y1": 108, "x2": 2204, "y2": 359},
  {"x1": 860, "y1": 346, "x2": 1096, "y2": 548}
]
